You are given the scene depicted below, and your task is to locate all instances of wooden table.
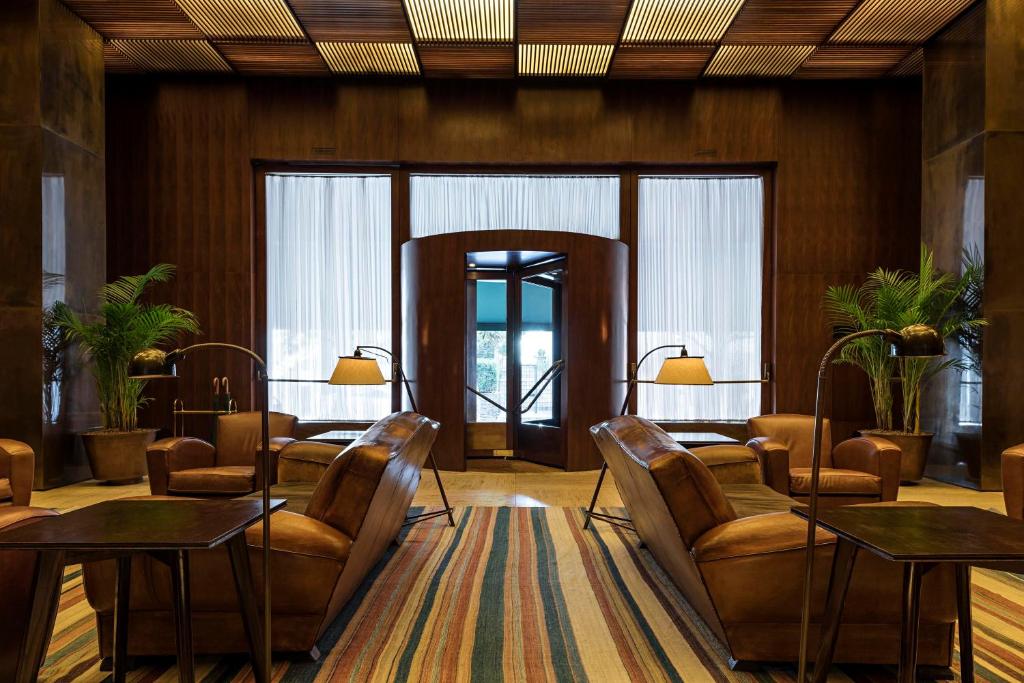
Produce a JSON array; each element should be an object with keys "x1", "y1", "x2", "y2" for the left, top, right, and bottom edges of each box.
[
  {"x1": 0, "y1": 498, "x2": 285, "y2": 683},
  {"x1": 307, "y1": 429, "x2": 364, "y2": 446},
  {"x1": 666, "y1": 431, "x2": 740, "y2": 448},
  {"x1": 794, "y1": 505, "x2": 1024, "y2": 683}
]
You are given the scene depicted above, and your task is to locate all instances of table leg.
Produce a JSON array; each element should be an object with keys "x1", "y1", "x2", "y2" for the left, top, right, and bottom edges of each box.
[
  {"x1": 899, "y1": 562, "x2": 924, "y2": 683},
  {"x1": 112, "y1": 556, "x2": 132, "y2": 683},
  {"x1": 15, "y1": 549, "x2": 65, "y2": 683},
  {"x1": 956, "y1": 564, "x2": 974, "y2": 683},
  {"x1": 811, "y1": 538, "x2": 859, "y2": 683},
  {"x1": 169, "y1": 549, "x2": 195, "y2": 683},
  {"x1": 227, "y1": 535, "x2": 268, "y2": 683}
]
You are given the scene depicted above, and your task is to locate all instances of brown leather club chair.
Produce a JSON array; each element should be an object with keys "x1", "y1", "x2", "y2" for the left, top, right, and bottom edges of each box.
[
  {"x1": 1002, "y1": 444, "x2": 1024, "y2": 519},
  {"x1": 747, "y1": 413, "x2": 901, "y2": 506},
  {"x1": 146, "y1": 411, "x2": 297, "y2": 496},
  {"x1": 0, "y1": 506, "x2": 59, "y2": 680},
  {"x1": 0, "y1": 439, "x2": 35, "y2": 506},
  {"x1": 591, "y1": 415, "x2": 957, "y2": 670},
  {"x1": 84, "y1": 411, "x2": 439, "y2": 660}
]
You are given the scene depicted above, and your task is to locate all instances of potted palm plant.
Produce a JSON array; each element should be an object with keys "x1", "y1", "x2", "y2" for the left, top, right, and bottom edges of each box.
[
  {"x1": 824, "y1": 245, "x2": 985, "y2": 482},
  {"x1": 56, "y1": 264, "x2": 199, "y2": 483}
]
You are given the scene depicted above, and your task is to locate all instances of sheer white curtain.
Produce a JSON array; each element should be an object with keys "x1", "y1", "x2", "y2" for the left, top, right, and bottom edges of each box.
[
  {"x1": 637, "y1": 176, "x2": 764, "y2": 421},
  {"x1": 409, "y1": 174, "x2": 619, "y2": 238},
  {"x1": 266, "y1": 174, "x2": 392, "y2": 420}
]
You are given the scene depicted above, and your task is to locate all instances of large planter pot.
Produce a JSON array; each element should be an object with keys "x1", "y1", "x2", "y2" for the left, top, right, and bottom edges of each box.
[
  {"x1": 859, "y1": 430, "x2": 934, "y2": 483},
  {"x1": 81, "y1": 428, "x2": 157, "y2": 484}
]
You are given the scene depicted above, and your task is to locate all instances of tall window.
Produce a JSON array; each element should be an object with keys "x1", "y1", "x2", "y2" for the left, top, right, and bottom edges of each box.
[
  {"x1": 410, "y1": 174, "x2": 619, "y2": 238},
  {"x1": 637, "y1": 176, "x2": 764, "y2": 421},
  {"x1": 266, "y1": 173, "x2": 392, "y2": 420}
]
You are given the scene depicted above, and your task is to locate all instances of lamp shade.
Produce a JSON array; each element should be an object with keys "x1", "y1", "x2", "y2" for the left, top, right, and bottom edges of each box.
[
  {"x1": 891, "y1": 324, "x2": 945, "y2": 358},
  {"x1": 129, "y1": 348, "x2": 177, "y2": 380},
  {"x1": 329, "y1": 355, "x2": 386, "y2": 385},
  {"x1": 654, "y1": 355, "x2": 713, "y2": 385}
]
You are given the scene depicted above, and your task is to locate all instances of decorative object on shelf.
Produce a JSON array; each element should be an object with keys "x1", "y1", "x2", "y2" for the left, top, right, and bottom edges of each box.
[
  {"x1": 794, "y1": 323, "x2": 944, "y2": 683},
  {"x1": 55, "y1": 264, "x2": 199, "y2": 483},
  {"x1": 330, "y1": 346, "x2": 455, "y2": 527},
  {"x1": 824, "y1": 244, "x2": 985, "y2": 481},
  {"x1": 130, "y1": 342, "x2": 274, "y2": 683},
  {"x1": 583, "y1": 345, "x2": 712, "y2": 530}
]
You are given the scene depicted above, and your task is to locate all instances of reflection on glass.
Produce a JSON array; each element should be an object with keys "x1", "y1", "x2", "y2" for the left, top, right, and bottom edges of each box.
[
  {"x1": 42, "y1": 174, "x2": 67, "y2": 424},
  {"x1": 958, "y1": 176, "x2": 984, "y2": 426},
  {"x1": 520, "y1": 279, "x2": 555, "y2": 422}
]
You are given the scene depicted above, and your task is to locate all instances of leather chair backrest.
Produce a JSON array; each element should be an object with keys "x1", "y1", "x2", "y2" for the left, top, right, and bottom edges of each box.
[
  {"x1": 748, "y1": 413, "x2": 832, "y2": 469},
  {"x1": 215, "y1": 411, "x2": 297, "y2": 466},
  {"x1": 305, "y1": 412, "x2": 438, "y2": 541}
]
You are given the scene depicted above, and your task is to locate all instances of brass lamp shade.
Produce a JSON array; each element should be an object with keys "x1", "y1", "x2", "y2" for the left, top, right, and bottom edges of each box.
[
  {"x1": 329, "y1": 355, "x2": 386, "y2": 385},
  {"x1": 654, "y1": 355, "x2": 713, "y2": 386},
  {"x1": 891, "y1": 324, "x2": 945, "y2": 358},
  {"x1": 129, "y1": 348, "x2": 177, "y2": 380}
]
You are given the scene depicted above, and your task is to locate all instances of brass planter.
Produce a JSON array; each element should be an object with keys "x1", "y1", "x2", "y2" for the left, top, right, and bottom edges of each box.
[
  {"x1": 81, "y1": 428, "x2": 157, "y2": 484},
  {"x1": 859, "y1": 430, "x2": 934, "y2": 483}
]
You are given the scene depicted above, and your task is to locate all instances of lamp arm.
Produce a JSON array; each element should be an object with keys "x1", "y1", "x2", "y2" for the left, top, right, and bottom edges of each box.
[
  {"x1": 795, "y1": 327, "x2": 900, "y2": 683},
  {"x1": 173, "y1": 343, "x2": 268, "y2": 379},
  {"x1": 621, "y1": 344, "x2": 690, "y2": 416}
]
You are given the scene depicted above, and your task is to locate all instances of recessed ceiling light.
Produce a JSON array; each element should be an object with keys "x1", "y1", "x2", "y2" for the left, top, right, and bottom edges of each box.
[
  {"x1": 108, "y1": 39, "x2": 232, "y2": 72},
  {"x1": 704, "y1": 44, "x2": 815, "y2": 77},
  {"x1": 173, "y1": 0, "x2": 304, "y2": 40},
  {"x1": 403, "y1": 0, "x2": 514, "y2": 43},
  {"x1": 622, "y1": 0, "x2": 746, "y2": 45},
  {"x1": 317, "y1": 42, "x2": 419, "y2": 75},
  {"x1": 829, "y1": 0, "x2": 975, "y2": 44},
  {"x1": 518, "y1": 44, "x2": 615, "y2": 77}
]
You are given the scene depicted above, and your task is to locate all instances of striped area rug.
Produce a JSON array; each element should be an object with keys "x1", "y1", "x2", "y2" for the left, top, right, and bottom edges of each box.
[{"x1": 41, "y1": 506, "x2": 1024, "y2": 682}]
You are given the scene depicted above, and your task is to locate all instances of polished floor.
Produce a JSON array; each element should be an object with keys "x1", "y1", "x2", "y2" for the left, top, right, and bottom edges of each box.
[{"x1": 33, "y1": 456, "x2": 1006, "y2": 513}]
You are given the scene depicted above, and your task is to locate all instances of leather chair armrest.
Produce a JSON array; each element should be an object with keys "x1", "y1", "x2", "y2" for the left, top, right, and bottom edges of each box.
[
  {"x1": 745, "y1": 437, "x2": 789, "y2": 495},
  {"x1": 146, "y1": 437, "x2": 215, "y2": 495},
  {"x1": 833, "y1": 436, "x2": 901, "y2": 501},
  {"x1": 0, "y1": 439, "x2": 35, "y2": 505},
  {"x1": 1002, "y1": 444, "x2": 1024, "y2": 520},
  {"x1": 254, "y1": 437, "x2": 295, "y2": 490},
  {"x1": 276, "y1": 440, "x2": 343, "y2": 482},
  {"x1": 692, "y1": 512, "x2": 834, "y2": 563}
]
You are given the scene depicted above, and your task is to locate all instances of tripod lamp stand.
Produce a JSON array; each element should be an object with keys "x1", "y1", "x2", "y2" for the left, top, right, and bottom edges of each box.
[{"x1": 583, "y1": 344, "x2": 713, "y2": 530}]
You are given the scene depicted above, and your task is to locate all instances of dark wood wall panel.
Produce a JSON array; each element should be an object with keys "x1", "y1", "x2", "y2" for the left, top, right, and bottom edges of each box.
[{"x1": 106, "y1": 76, "x2": 922, "y2": 463}]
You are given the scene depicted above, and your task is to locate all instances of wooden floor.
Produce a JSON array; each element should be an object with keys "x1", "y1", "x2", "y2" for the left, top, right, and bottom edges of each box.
[{"x1": 32, "y1": 456, "x2": 1006, "y2": 513}]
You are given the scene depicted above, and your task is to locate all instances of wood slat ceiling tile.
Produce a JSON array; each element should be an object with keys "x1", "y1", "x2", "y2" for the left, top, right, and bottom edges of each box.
[
  {"x1": 890, "y1": 47, "x2": 923, "y2": 76},
  {"x1": 622, "y1": 0, "x2": 745, "y2": 45},
  {"x1": 103, "y1": 42, "x2": 144, "y2": 72},
  {"x1": 609, "y1": 46, "x2": 714, "y2": 79},
  {"x1": 216, "y1": 42, "x2": 329, "y2": 75},
  {"x1": 704, "y1": 44, "x2": 816, "y2": 77},
  {"x1": 61, "y1": 0, "x2": 204, "y2": 39},
  {"x1": 722, "y1": 0, "x2": 861, "y2": 44},
  {"x1": 289, "y1": 0, "x2": 412, "y2": 43},
  {"x1": 518, "y1": 44, "x2": 615, "y2": 76},
  {"x1": 173, "y1": 0, "x2": 304, "y2": 40},
  {"x1": 517, "y1": 0, "x2": 630, "y2": 44},
  {"x1": 418, "y1": 45, "x2": 514, "y2": 78},
  {"x1": 318, "y1": 42, "x2": 419, "y2": 75},
  {"x1": 109, "y1": 38, "x2": 232, "y2": 71},
  {"x1": 404, "y1": 0, "x2": 514, "y2": 44},
  {"x1": 830, "y1": 0, "x2": 976, "y2": 44},
  {"x1": 796, "y1": 45, "x2": 913, "y2": 78}
]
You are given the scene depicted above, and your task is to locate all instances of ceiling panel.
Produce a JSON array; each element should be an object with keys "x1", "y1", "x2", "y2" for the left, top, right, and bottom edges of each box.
[
  {"x1": 609, "y1": 46, "x2": 714, "y2": 79},
  {"x1": 61, "y1": 0, "x2": 204, "y2": 39},
  {"x1": 418, "y1": 46, "x2": 515, "y2": 78},
  {"x1": 517, "y1": 0, "x2": 630, "y2": 44},
  {"x1": 108, "y1": 38, "x2": 231, "y2": 72},
  {"x1": 797, "y1": 45, "x2": 913, "y2": 78},
  {"x1": 704, "y1": 44, "x2": 816, "y2": 77},
  {"x1": 890, "y1": 47, "x2": 923, "y2": 76},
  {"x1": 318, "y1": 42, "x2": 419, "y2": 75},
  {"x1": 404, "y1": 0, "x2": 514, "y2": 44},
  {"x1": 518, "y1": 44, "x2": 615, "y2": 76},
  {"x1": 622, "y1": 0, "x2": 745, "y2": 45},
  {"x1": 216, "y1": 42, "x2": 329, "y2": 75},
  {"x1": 173, "y1": 0, "x2": 304, "y2": 40},
  {"x1": 290, "y1": 0, "x2": 412, "y2": 43},
  {"x1": 103, "y1": 42, "x2": 144, "y2": 72},
  {"x1": 723, "y1": 0, "x2": 860, "y2": 44},
  {"x1": 830, "y1": 0, "x2": 976, "y2": 44}
]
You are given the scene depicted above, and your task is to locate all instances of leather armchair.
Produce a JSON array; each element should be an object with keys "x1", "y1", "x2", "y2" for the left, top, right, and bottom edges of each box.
[
  {"x1": 591, "y1": 415, "x2": 956, "y2": 669},
  {"x1": 747, "y1": 413, "x2": 901, "y2": 506},
  {"x1": 0, "y1": 506, "x2": 58, "y2": 680},
  {"x1": 147, "y1": 411, "x2": 297, "y2": 496},
  {"x1": 1002, "y1": 444, "x2": 1024, "y2": 519},
  {"x1": 0, "y1": 439, "x2": 35, "y2": 506},
  {"x1": 277, "y1": 440, "x2": 345, "y2": 483},
  {"x1": 84, "y1": 411, "x2": 439, "y2": 659}
]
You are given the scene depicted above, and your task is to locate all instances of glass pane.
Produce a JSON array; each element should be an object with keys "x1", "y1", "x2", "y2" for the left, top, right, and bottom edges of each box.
[
  {"x1": 958, "y1": 176, "x2": 984, "y2": 426},
  {"x1": 475, "y1": 280, "x2": 507, "y2": 423},
  {"x1": 520, "y1": 280, "x2": 554, "y2": 422}
]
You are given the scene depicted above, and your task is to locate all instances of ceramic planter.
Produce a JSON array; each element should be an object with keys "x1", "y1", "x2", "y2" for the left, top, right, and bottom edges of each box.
[
  {"x1": 859, "y1": 429, "x2": 934, "y2": 483},
  {"x1": 81, "y1": 428, "x2": 157, "y2": 484}
]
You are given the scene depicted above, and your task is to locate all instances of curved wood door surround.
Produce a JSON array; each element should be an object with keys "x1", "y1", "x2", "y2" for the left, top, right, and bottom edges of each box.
[{"x1": 402, "y1": 231, "x2": 628, "y2": 471}]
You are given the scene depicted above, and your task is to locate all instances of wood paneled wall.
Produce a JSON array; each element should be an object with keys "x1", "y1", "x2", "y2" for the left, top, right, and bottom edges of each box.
[{"x1": 106, "y1": 76, "x2": 921, "y2": 454}]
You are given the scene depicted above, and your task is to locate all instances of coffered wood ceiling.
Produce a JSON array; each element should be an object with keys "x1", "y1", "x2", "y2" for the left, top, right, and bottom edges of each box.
[{"x1": 62, "y1": 0, "x2": 974, "y2": 78}]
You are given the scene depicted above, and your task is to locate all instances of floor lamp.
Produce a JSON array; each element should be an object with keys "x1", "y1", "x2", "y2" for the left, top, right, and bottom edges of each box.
[
  {"x1": 330, "y1": 346, "x2": 455, "y2": 527},
  {"x1": 130, "y1": 343, "x2": 273, "y2": 683},
  {"x1": 794, "y1": 324, "x2": 945, "y2": 683},
  {"x1": 583, "y1": 345, "x2": 713, "y2": 530}
]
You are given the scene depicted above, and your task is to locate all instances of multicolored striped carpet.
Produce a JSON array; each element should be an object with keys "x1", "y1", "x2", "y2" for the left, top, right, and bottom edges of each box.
[{"x1": 41, "y1": 507, "x2": 1024, "y2": 681}]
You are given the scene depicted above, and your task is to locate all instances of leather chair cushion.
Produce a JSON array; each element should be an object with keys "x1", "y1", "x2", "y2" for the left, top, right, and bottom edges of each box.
[
  {"x1": 168, "y1": 466, "x2": 255, "y2": 494},
  {"x1": 280, "y1": 441, "x2": 343, "y2": 467},
  {"x1": 789, "y1": 467, "x2": 882, "y2": 496},
  {"x1": 721, "y1": 483, "x2": 797, "y2": 518},
  {"x1": 689, "y1": 445, "x2": 762, "y2": 485},
  {"x1": 244, "y1": 510, "x2": 353, "y2": 562},
  {"x1": 0, "y1": 505, "x2": 57, "y2": 529},
  {"x1": 0, "y1": 478, "x2": 11, "y2": 501},
  {"x1": 693, "y1": 512, "x2": 834, "y2": 563}
]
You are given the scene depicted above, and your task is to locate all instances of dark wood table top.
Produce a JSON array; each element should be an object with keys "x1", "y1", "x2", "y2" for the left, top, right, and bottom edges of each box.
[
  {"x1": 248, "y1": 484, "x2": 314, "y2": 516},
  {"x1": 0, "y1": 498, "x2": 286, "y2": 551},
  {"x1": 308, "y1": 430, "x2": 364, "y2": 445},
  {"x1": 667, "y1": 432, "x2": 739, "y2": 446},
  {"x1": 793, "y1": 505, "x2": 1024, "y2": 562}
]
